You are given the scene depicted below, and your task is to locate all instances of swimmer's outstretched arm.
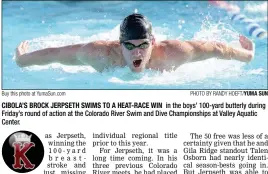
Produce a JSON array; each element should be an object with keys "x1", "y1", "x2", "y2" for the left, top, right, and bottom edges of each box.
[
  {"x1": 15, "y1": 41, "x2": 85, "y2": 67},
  {"x1": 15, "y1": 41, "x2": 115, "y2": 68},
  {"x1": 185, "y1": 35, "x2": 254, "y2": 63}
]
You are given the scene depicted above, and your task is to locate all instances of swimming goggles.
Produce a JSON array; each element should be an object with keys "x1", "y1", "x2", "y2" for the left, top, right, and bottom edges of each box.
[{"x1": 123, "y1": 42, "x2": 149, "y2": 50}]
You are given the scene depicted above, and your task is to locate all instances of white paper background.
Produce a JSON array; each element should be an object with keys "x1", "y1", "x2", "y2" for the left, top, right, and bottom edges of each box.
[
  {"x1": 0, "y1": 1, "x2": 267, "y2": 172},
  {"x1": 0, "y1": 90, "x2": 267, "y2": 173}
]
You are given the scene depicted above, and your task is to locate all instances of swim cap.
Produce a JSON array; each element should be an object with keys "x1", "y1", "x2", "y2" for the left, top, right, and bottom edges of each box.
[{"x1": 120, "y1": 13, "x2": 152, "y2": 43}]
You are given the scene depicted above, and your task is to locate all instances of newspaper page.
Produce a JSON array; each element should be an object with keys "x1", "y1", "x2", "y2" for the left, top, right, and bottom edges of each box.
[{"x1": 1, "y1": 1, "x2": 267, "y2": 174}]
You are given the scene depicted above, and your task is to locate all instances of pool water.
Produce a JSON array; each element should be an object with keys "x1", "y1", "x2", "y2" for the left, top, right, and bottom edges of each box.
[{"x1": 2, "y1": 1, "x2": 267, "y2": 89}]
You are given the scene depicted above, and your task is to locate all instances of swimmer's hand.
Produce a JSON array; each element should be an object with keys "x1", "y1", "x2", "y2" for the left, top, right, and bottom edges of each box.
[
  {"x1": 239, "y1": 35, "x2": 255, "y2": 59},
  {"x1": 16, "y1": 41, "x2": 29, "y2": 57},
  {"x1": 228, "y1": 34, "x2": 255, "y2": 62}
]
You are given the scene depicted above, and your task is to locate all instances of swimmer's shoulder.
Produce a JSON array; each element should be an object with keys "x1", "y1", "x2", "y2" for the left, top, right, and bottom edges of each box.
[
  {"x1": 156, "y1": 40, "x2": 195, "y2": 55},
  {"x1": 158, "y1": 40, "x2": 188, "y2": 50},
  {"x1": 77, "y1": 40, "x2": 124, "y2": 67},
  {"x1": 152, "y1": 40, "x2": 186, "y2": 58},
  {"x1": 77, "y1": 40, "x2": 121, "y2": 57},
  {"x1": 151, "y1": 40, "x2": 194, "y2": 67}
]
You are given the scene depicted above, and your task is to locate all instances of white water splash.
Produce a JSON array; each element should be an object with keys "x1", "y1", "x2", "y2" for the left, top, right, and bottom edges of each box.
[
  {"x1": 244, "y1": 2, "x2": 267, "y2": 14},
  {"x1": 247, "y1": 68, "x2": 266, "y2": 75},
  {"x1": 24, "y1": 63, "x2": 96, "y2": 73},
  {"x1": 108, "y1": 59, "x2": 246, "y2": 86},
  {"x1": 58, "y1": 19, "x2": 118, "y2": 24}
]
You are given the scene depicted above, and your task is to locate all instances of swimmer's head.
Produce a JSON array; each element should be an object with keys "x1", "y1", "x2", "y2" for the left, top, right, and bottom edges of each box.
[
  {"x1": 120, "y1": 13, "x2": 153, "y2": 43},
  {"x1": 120, "y1": 13, "x2": 155, "y2": 72}
]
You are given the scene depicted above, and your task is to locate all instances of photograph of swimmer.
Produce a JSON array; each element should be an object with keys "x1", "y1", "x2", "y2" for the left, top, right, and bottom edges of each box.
[{"x1": 3, "y1": 1, "x2": 267, "y2": 89}]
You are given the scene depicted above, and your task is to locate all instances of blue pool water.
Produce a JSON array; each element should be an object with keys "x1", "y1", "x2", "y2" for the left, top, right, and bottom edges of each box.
[{"x1": 2, "y1": 1, "x2": 267, "y2": 89}]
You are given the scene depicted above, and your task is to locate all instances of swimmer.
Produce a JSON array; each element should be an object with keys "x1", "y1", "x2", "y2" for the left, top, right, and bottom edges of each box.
[{"x1": 15, "y1": 13, "x2": 254, "y2": 72}]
